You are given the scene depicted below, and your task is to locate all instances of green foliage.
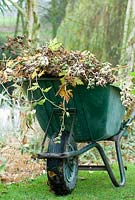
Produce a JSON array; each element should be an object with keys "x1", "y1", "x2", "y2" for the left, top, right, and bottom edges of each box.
[
  {"x1": 35, "y1": 99, "x2": 46, "y2": 106},
  {"x1": 28, "y1": 82, "x2": 55, "y2": 107},
  {"x1": 130, "y1": 72, "x2": 135, "y2": 77},
  {"x1": 28, "y1": 83, "x2": 40, "y2": 91},
  {"x1": 130, "y1": 71, "x2": 135, "y2": 94},
  {"x1": 131, "y1": 90, "x2": 135, "y2": 95},
  {"x1": 48, "y1": 38, "x2": 62, "y2": 51},
  {"x1": 0, "y1": 157, "x2": 7, "y2": 174},
  {"x1": 41, "y1": 86, "x2": 52, "y2": 93}
]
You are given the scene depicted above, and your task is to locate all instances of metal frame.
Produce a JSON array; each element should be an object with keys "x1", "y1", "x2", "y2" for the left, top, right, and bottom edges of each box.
[
  {"x1": 40, "y1": 108, "x2": 76, "y2": 152},
  {"x1": 37, "y1": 108, "x2": 135, "y2": 187}
]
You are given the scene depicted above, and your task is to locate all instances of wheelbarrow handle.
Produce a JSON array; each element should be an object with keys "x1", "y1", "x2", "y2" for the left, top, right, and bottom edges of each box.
[
  {"x1": 124, "y1": 108, "x2": 135, "y2": 127},
  {"x1": 128, "y1": 108, "x2": 135, "y2": 123},
  {"x1": 130, "y1": 108, "x2": 135, "y2": 119}
]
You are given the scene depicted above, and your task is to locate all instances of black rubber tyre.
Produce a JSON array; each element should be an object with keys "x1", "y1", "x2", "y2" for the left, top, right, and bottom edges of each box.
[{"x1": 47, "y1": 131, "x2": 78, "y2": 195}]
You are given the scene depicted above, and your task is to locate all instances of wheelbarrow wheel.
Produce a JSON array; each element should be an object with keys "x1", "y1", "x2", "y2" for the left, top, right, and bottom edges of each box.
[{"x1": 47, "y1": 131, "x2": 78, "y2": 195}]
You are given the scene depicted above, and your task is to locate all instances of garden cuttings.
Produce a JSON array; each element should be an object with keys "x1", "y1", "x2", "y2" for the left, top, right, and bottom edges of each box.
[{"x1": 0, "y1": 36, "x2": 134, "y2": 111}]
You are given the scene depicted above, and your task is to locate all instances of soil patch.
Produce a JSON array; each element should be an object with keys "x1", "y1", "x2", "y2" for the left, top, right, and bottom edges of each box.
[{"x1": 0, "y1": 145, "x2": 44, "y2": 183}]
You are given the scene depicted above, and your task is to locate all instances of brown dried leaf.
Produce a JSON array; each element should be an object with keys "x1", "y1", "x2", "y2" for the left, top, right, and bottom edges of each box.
[
  {"x1": 48, "y1": 171, "x2": 57, "y2": 178},
  {"x1": 57, "y1": 84, "x2": 72, "y2": 103},
  {"x1": 22, "y1": 135, "x2": 28, "y2": 145}
]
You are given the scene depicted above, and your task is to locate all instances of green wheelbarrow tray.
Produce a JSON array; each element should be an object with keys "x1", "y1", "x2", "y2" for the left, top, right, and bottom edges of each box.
[{"x1": 24, "y1": 78, "x2": 125, "y2": 142}]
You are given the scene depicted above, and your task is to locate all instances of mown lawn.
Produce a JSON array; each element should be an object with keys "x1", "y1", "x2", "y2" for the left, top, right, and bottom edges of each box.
[{"x1": 0, "y1": 164, "x2": 135, "y2": 200}]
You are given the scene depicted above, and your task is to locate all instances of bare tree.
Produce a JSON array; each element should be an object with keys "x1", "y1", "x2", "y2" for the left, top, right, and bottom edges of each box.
[
  {"x1": 14, "y1": 0, "x2": 25, "y2": 37},
  {"x1": 8, "y1": 0, "x2": 40, "y2": 47}
]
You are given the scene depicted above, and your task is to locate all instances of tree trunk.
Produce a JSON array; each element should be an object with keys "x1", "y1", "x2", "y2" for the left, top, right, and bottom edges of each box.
[
  {"x1": 14, "y1": 10, "x2": 20, "y2": 37},
  {"x1": 14, "y1": 0, "x2": 24, "y2": 37},
  {"x1": 26, "y1": 0, "x2": 40, "y2": 47},
  {"x1": 121, "y1": 0, "x2": 135, "y2": 71},
  {"x1": 51, "y1": 0, "x2": 57, "y2": 38}
]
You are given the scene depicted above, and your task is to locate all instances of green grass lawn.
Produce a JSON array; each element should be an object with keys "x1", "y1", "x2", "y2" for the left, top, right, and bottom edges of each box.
[{"x1": 0, "y1": 164, "x2": 135, "y2": 200}]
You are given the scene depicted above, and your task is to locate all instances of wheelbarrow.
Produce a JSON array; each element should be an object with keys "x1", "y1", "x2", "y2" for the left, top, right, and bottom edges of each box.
[{"x1": 11, "y1": 78, "x2": 135, "y2": 195}]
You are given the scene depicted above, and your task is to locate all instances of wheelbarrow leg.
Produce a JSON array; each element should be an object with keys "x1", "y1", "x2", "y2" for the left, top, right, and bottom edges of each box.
[
  {"x1": 115, "y1": 138, "x2": 126, "y2": 186},
  {"x1": 104, "y1": 110, "x2": 135, "y2": 186},
  {"x1": 95, "y1": 138, "x2": 125, "y2": 187}
]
